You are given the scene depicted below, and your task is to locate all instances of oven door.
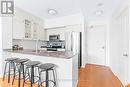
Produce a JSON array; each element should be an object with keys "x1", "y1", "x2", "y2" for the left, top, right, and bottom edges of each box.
[{"x1": 47, "y1": 48, "x2": 57, "y2": 51}]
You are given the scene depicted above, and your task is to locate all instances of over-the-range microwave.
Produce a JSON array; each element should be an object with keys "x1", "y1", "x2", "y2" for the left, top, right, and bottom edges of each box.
[{"x1": 49, "y1": 35, "x2": 60, "y2": 41}]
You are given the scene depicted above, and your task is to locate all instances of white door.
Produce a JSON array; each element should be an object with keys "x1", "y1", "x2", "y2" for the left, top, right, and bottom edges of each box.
[{"x1": 87, "y1": 25, "x2": 106, "y2": 65}]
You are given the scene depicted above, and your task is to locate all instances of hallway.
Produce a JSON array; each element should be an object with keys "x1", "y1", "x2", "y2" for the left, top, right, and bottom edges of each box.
[{"x1": 77, "y1": 64, "x2": 124, "y2": 87}]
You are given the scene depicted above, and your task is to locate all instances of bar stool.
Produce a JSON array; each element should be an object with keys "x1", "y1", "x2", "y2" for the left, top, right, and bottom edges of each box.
[
  {"x1": 23, "y1": 61, "x2": 41, "y2": 87},
  {"x1": 3, "y1": 58, "x2": 19, "y2": 83},
  {"x1": 38, "y1": 63, "x2": 57, "y2": 87},
  {"x1": 12, "y1": 58, "x2": 30, "y2": 86}
]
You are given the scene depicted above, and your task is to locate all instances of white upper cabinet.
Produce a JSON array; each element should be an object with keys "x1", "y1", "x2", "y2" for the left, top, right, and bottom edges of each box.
[
  {"x1": 37, "y1": 24, "x2": 45, "y2": 40},
  {"x1": 13, "y1": 14, "x2": 25, "y2": 39},
  {"x1": 24, "y1": 19, "x2": 32, "y2": 39},
  {"x1": 13, "y1": 8, "x2": 45, "y2": 40}
]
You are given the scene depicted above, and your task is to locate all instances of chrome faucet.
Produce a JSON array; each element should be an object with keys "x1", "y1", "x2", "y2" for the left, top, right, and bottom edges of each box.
[{"x1": 35, "y1": 39, "x2": 39, "y2": 54}]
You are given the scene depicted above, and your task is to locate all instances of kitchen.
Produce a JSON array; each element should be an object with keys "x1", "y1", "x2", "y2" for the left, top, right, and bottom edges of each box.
[
  {"x1": 2, "y1": 5, "x2": 83, "y2": 87},
  {"x1": 0, "y1": 0, "x2": 129, "y2": 87}
]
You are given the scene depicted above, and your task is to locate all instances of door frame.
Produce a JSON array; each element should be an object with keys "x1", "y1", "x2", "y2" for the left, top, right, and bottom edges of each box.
[
  {"x1": 128, "y1": 9, "x2": 130, "y2": 84},
  {"x1": 127, "y1": 5, "x2": 130, "y2": 84},
  {"x1": 128, "y1": 20, "x2": 130, "y2": 85},
  {"x1": 86, "y1": 24, "x2": 108, "y2": 66}
]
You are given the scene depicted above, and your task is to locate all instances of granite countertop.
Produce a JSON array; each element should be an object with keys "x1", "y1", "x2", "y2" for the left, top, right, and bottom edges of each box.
[{"x1": 3, "y1": 49, "x2": 75, "y2": 59}]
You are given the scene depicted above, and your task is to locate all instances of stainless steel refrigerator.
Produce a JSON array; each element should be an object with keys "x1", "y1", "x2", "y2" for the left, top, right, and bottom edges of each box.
[{"x1": 65, "y1": 32, "x2": 82, "y2": 68}]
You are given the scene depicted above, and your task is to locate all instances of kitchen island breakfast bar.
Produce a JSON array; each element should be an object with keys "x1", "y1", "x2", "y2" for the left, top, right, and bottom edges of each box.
[{"x1": 2, "y1": 49, "x2": 78, "y2": 87}]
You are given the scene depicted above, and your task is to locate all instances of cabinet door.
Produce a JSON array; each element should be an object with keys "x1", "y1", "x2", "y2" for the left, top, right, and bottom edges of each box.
[
  {"x1": 37, "y1": 25, "x2": 45, "y2": 40},
  {"x1": 13, "y1": 18, "x2": 24, "y2": 39},
  {"x1": 25, "y1": 19, "x2": 31, "y2": 39},
  {"x1": 32, "y1": 22, "x2": 38, "y2": 40}
]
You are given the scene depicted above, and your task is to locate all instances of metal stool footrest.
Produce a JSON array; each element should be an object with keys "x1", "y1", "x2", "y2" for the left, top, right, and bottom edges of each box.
[{"x1": 38, "y1": 80, "x2": 56, "y2": 87}]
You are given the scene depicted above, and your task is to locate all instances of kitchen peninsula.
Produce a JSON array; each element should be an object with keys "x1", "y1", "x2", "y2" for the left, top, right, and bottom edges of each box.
[{"x1": 3, "y1": 49, "x2": 78, "y2": 87}]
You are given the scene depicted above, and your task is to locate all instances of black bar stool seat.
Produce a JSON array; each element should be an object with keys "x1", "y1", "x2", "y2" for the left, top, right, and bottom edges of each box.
[
  {"x1": 5, "y1": 58, "x2": 19, "y2": 61},
  {"x1": 14, "y1": 58, "x2": 30, "y2": 64},
  {"x1": 25, "y1": 61, "x2": 41, "y2": 67},
  {"x1": 39, "y1": 63, "x2": 55, "y2": 70}
]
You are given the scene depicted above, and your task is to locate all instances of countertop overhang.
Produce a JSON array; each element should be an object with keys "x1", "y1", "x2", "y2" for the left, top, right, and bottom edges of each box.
[{"x1": 3, "y1": 49, "x2": 76, "y2": 59}]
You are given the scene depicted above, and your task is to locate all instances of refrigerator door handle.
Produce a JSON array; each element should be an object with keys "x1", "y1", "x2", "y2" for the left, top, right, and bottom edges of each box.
[{"x1": 70, "y1": 32, "x2": 73, "y2": 51}]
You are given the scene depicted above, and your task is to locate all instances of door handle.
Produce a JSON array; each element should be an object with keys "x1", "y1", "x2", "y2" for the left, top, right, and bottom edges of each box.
[
  {"x1": 123, "y1": 53, "x2": 128, "y2": 57},
  {"x1": 101, "y1": 46, "x2": 105, "y2": 49}
]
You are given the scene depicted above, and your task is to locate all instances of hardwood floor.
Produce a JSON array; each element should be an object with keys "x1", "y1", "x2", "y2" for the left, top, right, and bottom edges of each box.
[
  {"x1": 126, "y1": 84, "x2": 130, "y2": 87},
  {"x1": 77, "y1": 64, "x2": 124, "y2": 87},
  {"x1": 0, "y1": 64, "x2": 125, "y2": 87},
  {"x1": 0, "y1": 78, "x2": 38, "y2": 87}
]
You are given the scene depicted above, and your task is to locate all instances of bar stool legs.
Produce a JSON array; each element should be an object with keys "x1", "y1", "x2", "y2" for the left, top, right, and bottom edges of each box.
[
  {"x1": 31, "y1": 66, "x2": 34, "y2": 87},
  {"x1": 38, "y1": 69, "x2": 57, "y2": 87},
  {"x1": 52, "y1": 69, "x2": 57, "y2": 87},
  {"x1": 8, "y1": 62, "x2": 11, "y2": 83},
  {"x1": 23, "y1": 61, "x2": 40, "y2": 87},
  {"x1": 3, "y1": 58, "x2": 19, "y2": 83},
  {"x1": 3, "y1": 62, "x2": 7, "y2": 81},
  {"x1": 38, "y1": 63, "x2": 57, "y2": 87},
  {"x1": 12, "y1": 63, "x2": 23, "y2": 85},
  {"x1": 12, "y1": 62, "x2": 16, "y2": 85},
  {"x1": 3, "y1": 61, "x2": 16, "y2": 83},
  {"x1": 46, "y1": 70, "x2": 49, "y2": 87},
  {"x1": 22, "y1": 65, "x2": 25, "y2": 81},
  {"x1": 11, "y1": 58, "x2": 30, "y2": 87},
  {"x1": 23, "y1": 66, "x2": 40, "y2": 87}
]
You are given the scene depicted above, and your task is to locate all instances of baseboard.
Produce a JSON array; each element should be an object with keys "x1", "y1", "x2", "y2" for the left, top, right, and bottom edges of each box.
[
  {"x1": 107, "y1": 67, "x2": 125, "y2": 86},
  {"x1": 125, "y1": 83, "x2": 130, "y2": 87},
  {"x1": 81, "y1": 64, "x2": 85, "y2": 68},
  {"x1": 0, "y1": 75, "x2": 2, "y2": 78},
  {"x1": 113, "y1": 73, "x2": 129, "y2": 86},
  {"x1": 75, "y1": 80, "x2": 78, "y2": 87},
  {"x1": 114, "y1": 76, "x2": 124, "y2": 86}
]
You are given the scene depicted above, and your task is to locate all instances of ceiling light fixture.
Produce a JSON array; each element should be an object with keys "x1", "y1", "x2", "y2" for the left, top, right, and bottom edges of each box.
[
  {"x1": 48, "y1": 9, "x2": 57, "y2": 15},
  {"x1": 97, "y1": 3, "x2": 103, "y2": 7},
  {"x1": 95, "y1": 10, "x2": 103, "y2": 16}
]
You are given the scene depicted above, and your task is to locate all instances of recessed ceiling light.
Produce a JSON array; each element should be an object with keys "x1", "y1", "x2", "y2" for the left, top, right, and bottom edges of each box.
[
  {"x1": 97, "y1": 3, "x2": 103, "y2": 7},
  {"x1": 48, "y1": 9, "x2": 57, "y2": 15},
  {"x1": 95, "y1": 10, "x2": 103, "y2": 16}
]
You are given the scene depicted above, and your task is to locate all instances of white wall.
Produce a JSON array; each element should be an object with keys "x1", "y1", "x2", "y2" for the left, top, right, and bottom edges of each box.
[
  {"x1": 129, "y1": 2, "x2": 130, "y2": 84},
  {"x1": 0, "y1": 17, "x2": 3, "y2": 77},
  {"x1": 44, "y1": 13, "x2": 83, "y2": 28},
  {"x1": 109, "y1": 5, "x2": 129, "y2": 85},
  {"x1": 2, "y1": 17, "x2": 13, "y2": 49},
  {"x1": 82, "y1": 18, "x2": 87, "y2": 67},
  {"x1": 13, "y1": 39, "x2": 37, "y2": 50},
  {"x1": 1, "y1": 16, "x2": 13, "y2": 77}
]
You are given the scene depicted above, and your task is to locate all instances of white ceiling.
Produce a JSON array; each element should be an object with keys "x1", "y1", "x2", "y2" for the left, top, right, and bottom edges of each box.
[{"x1": 14, "y1": 0, "x2": 128, "y2": 21}]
